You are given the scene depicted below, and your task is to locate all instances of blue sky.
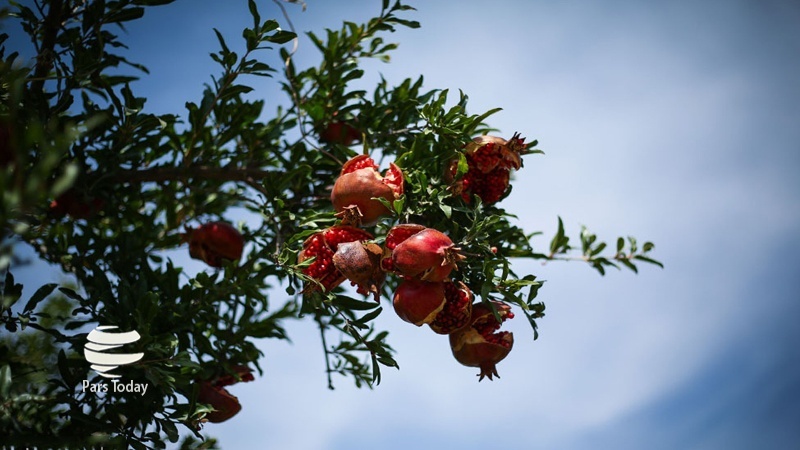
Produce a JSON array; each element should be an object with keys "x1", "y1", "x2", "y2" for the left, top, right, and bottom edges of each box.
[{"x1": 7, "y1": 0, "x2": 800, "y2": 448}]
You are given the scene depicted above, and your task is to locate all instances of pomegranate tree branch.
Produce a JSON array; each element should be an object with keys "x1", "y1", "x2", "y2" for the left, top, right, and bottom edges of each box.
[
  {"x1": 30, "y1": 0, "x2": 66, "y2": 97},
  {"x1": 109, "y1": 166, "x2": 275, "y2": 184}
]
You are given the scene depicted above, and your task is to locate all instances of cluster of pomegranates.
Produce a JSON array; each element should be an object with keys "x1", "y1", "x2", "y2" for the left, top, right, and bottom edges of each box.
[
  {"x1": 179, "y1": 133, "x2": 527, "y2": 423},
  {"x1": 297, "y1": 132, "x2": 527, "y2": 381}
]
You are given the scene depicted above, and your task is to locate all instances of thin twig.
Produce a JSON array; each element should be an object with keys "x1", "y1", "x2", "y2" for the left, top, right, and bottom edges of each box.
[{"x1": 315, "y1": 312, "x2": 335, "y2": 390}]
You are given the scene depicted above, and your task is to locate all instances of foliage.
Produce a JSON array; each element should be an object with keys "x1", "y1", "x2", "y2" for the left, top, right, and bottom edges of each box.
[{"x1": 0, "y1": 0, "x2": 661, "y2": 447}]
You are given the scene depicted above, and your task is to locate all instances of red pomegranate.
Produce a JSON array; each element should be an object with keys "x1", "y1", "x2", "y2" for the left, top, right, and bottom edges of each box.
[
  {"x1": 319, "y1": 121, "x2": 361, "y2": 146},
  {"x1": 448, "y1": 133, "x2": 527, "y2": 205},
  {"x1": 184, "y1": 222, "x2": 244, "y2": 268},
  {"x1": 198, "y1": 381, "x2": 241, "y2": 423},
  {"x1": 385, "y1": 224, "x2": 464, "y2": 282},
  {"x1": 49, "y1": 188, "x2": 105, "y2": 219},
  {"x1": 197, "y1": 365, "x2": 254, "y2": 423},
  {"x1": 214, "y1": 365, "x2": 255, "y2": 387},
  {"x1": 298, "y1": 225, "x2": 373, "y2": 293},
  {"x1": 330, "y1": 155, "x2": 404, "y2": 226},
  {"x1": 449, "y1": 301, "x2": 515, "y2": 381},
  {"x1": 393, "y1": 279, "x2": 472, "y2": 334}
]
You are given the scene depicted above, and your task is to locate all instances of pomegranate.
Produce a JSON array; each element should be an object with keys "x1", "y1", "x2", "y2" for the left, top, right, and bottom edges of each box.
[
  {"x1": 380, "y1": 223, "x2": 424, "y2": 272},
  {"x1": 330, "y1": 155, "x2": 404, "y2": 226},
  {"x1": 214, "y1": 365, "x2": 255, "y2": 387},
  {"x1": 449, "y1": 301, "x2": 515, "y2": 381},
  {"x1": 184, "y1": 222, "x2": 244, "y2": 268},
  {"x1": 387, "y1": 225, "x2": 464, "y2": 282},
  {"x1": 197, "y1": 381, "x2": 241, "y2": 423},
  {"x1": 332, "y1": 241, "x2": 386, "y2": 301},
  {"x1": 319, "y1": 121, "x2": 361, "y2": 146},
  {"x1": 197, "y1": 365, "x2": 254, "y2": 423},
  {"x1": 393, "y1": 279, "x2": 472, "y2": 334},
  {"x1": 448, "y1": 133, "x2": 527, "y2": 205},
  {"x1": 298, "y1": 225, "x2": 373, "y2": 293},
  {"x1": 49, "y1": 188, "x2": 105, "y2": 219}
]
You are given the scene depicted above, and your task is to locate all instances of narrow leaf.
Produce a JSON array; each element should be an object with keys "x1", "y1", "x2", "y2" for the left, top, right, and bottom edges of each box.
[{"x1": 24, "y1": 283, "x2": 57, "y2": 313}]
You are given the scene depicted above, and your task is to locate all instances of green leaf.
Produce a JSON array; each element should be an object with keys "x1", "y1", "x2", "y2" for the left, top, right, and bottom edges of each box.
[
  {"x1": 58, "y1": 287, "x2": 85, "y2": 303},
  {"x1": 107, "y1": 7, "x2": 145, "y2": 23},
  {"x1": 24, "y1": 283, "x2": 57, "y2": 313},
  {"x1": 549, "y1": 216, "x2": 565, "y2": 255},
  {"x1": 334, "y1": 296, "x2": 379, "y2": 311},
  {"x1": 616, "y1": 237, "x2": 625, "y2": 253},
  {"x1": 371, "y1": 353, "x2": 382, "y2": 385},
  {"x1": 466, "y1": 107, "x2": 502, "y2": 135},
  {"x1": 132, "y1": 0, "x2": 175, "y2": 5},
  {"x1": 213, "y1": 28, "x2": 230, "y2": 55},
  {"x1": 267, "y1": 30, "x2": 297, "y2": 44},
  {"x1": 633, "y1": 255, "x2": 664, "y2": 268},
  {"x1": 261, "y1": 19, "x2": 280, "y2": 33},
  {"x1": 619, "y1": 258, "x2": 638, "y2": 273},
  {"x1": 439, "y1": 203, "x2": 452, "y2": 219},
  {"x1": 220, "y1": 84, "x2": 254, "y2": 99},
  {"x1": 247, "y1": 0, "x2": 261, "y2": 29},
  {"x1": 590, "y1": 242, "x2": 607, "y2": 257},
  {"x1": 356, "y1": 307, "x2": 383, "y2": 325},
  {"x1": 161, "y1": 419, "x2": 179, "y2": 443}
]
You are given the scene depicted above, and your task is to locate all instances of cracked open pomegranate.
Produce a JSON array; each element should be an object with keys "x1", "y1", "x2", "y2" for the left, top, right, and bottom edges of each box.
[
  {"x1": 449, "y1": 301, "x2": 515, "y2": 381},
  {"x1": 185, "y1": 222, "x2": 244, "y2": 268},
  {"x1": 299, "y1": 225, "x2": 373, "y2": 293},
  {"x1": 448, "y1": 133, "x2": 527, "y2": 205},
  {"x1": 393, "y1": 279, "x2": 472, "y2": 334},
  {"x1": 331, "y1": 155, "x2": 404, "y2": 226},
  {"x1": 384, "y1": 224, "x2": 464, "y2": 282},
  {"x1": 332, "y1": 240, "x2": 386, "y2": 301}
]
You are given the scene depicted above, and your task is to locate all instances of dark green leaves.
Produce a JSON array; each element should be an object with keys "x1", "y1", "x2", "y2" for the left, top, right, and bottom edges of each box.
[
  {"x1": 24, "y1": 283, "x2": 58, "y2": 313},
  {"x1": 549, "y1": 216, "x2": 570, "y2": 256},
  {"x1": 106, "y1": 7, "x2": 145, "y2": 24}
]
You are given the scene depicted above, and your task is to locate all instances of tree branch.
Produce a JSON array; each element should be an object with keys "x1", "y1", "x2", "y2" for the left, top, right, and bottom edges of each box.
[
  {"x1": 108, "y1": 166, "x2": 275, "y2": 184},
  {"x1": 30, "y1": 0, "x2": 66, "y2": 97}
]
